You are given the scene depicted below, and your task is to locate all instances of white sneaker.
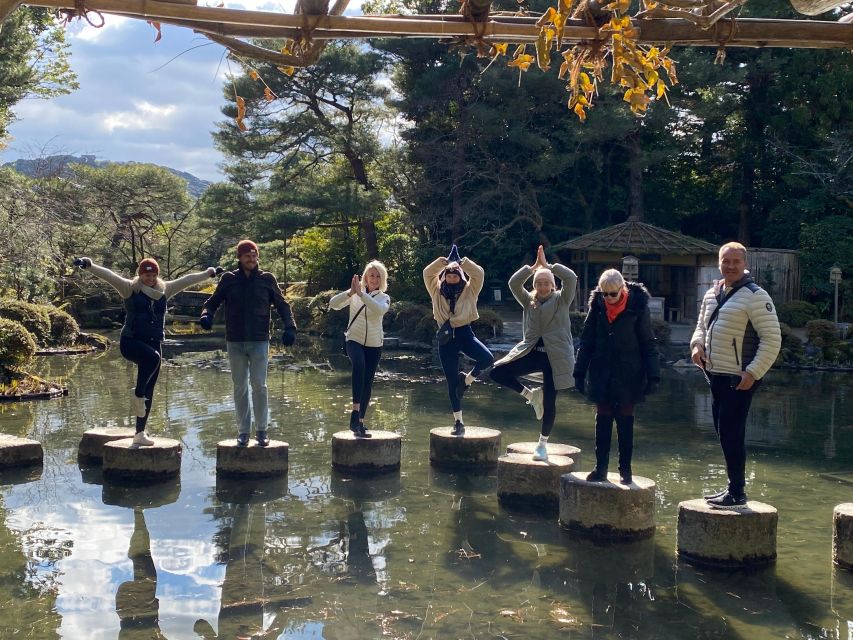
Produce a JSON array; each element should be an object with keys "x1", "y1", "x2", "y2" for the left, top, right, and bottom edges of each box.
[
  {"x1": 133, "y1": 431, "x2": 154, "y2": 446},
  {"x1": 131, "y1": 393, "x2": 147, "y2": 418},
  {"x1": 526, "y1": 387, "x2": 544, "y2": 421},
  {"x1": 532, "y1": 442, "x2": 549, "y2": 462}
]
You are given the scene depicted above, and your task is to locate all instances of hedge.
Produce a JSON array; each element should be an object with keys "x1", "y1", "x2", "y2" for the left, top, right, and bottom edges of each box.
[
  {"x1": 0, "y1": 318, "x2": 37, "y2": 369},
  {"x1": 46, "y1": 307, "x2": 80, "y2": 346},
  {"x1": 777, "y1": 301, "x2": 820, "y2": 328},
  {"x1": 0, "y1": 299, "x2": 51, "y2": 346}
]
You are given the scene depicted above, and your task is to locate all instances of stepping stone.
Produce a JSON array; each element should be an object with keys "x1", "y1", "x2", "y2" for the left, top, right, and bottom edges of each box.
[
  {"x1": 0, "y1": 434, "x2": 43, "y2": 470},
  {"x1": 677, "y1": 498, "x2": 777, "y2": 568},
  {"x1": 102, "y1": 477, "x2": 181, "y2": 509},
  {"x1": 78, "y1": 427, "x2": 136, "y2": 464},
  {"x1": 559, "y1": 472, "x2": 656, "y2": 540},
  {"x1": 497, "y1": 452, "x2": 575, "y2": 513},
  {"x1": 506, "y1": 441, "x2": 582, "y2": 469},
  {"x1": 216, "y1": 439, "x2": 289, "y2": 478},
  {"x1": 103, "y1": 437, "x2": 182, "y2": 481},
  {"x1": 429, "y1": 426, "x2": 501, "y2": 470},
  {"x1": 216, "y1": 475, "x2": 288, "y2": 504},
  {"x1": 331, "y1": 430, "x2": 401, "y2": 474},
  {"x1": 833, "y1": 503, "x2": 853, "y2": 571}
]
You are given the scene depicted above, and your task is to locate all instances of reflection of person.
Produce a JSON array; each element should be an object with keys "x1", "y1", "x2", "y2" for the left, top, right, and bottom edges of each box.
[
  {"x1": 75, "y1": 256, "x2": 219, "y2": 446},
  {"x1": 691, "y1": 242, "x2": 781, "y2": 509},
  {"x1": 573, "y1": 269, "x2": 659, "y2": 484},
  {"x1": 199, "y1": 240, "x2": 296, "y2": 447},
  {"x1": 115, "y1": 508, "x2": 165, "y2": 637},
  {"x1": 328, "y1": 261, "x2": 391, "y2": 438},
  {"x1": 490, "y1": 245, "x2": 577, "y2": 462},
  {"x1": 423, "y1": 245, "x2": 494, "y2": 436}
]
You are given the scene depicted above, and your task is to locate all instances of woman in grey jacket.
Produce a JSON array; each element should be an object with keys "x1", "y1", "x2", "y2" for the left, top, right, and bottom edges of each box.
[
  {"x1": 328, "y1": 260, "x2": 391, "y2": 438},
  {"x1": 489, "y1": 245, "x2": 578, "y2": 462}
]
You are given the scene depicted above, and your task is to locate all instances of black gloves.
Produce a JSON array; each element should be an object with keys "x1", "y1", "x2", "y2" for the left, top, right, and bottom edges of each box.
[
  {"x1": 644, "y1": 378, "x2": 660, "y2": 396},
  {"x1": 574, "y1": 376, "x2": 585, "y2": 395},
  {"x1": 281, "y1": 327, "x2": 296, "y2": 346},
  {"x1": 198, "y1": 315, "x2": 213, "y2": 331},
  {"x1": 73, "y1": 257, "x2": 91, "y2": 268},
  {"x1": 214, "y1": 266, "x2": 225, "y2": 275}
]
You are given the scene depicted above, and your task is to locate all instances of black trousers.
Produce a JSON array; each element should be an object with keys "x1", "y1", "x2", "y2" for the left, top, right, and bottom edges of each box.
[
  {"x1": 345, "y1": 340, "x2": 382, "y2": 419},
  {"x1": 709, "y1": 373, "x2": 761, "y2": 496},
  {"x1": 489, "y1": 349, "x2": 557, "y2": 436},
  {"x1": 119, "y1": 336, "x2": 162, "y2": 432}
]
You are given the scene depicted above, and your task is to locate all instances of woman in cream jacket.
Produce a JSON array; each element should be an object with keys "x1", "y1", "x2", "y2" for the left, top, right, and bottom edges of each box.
[{"x1": 328, "y1": 260, "x2": 391, "y2": 437}]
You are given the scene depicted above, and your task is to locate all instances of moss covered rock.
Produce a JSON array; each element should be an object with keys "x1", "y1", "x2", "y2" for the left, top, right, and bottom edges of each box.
[{"x1": 0, "y1": 318, "x2": 37, "y2": 369}]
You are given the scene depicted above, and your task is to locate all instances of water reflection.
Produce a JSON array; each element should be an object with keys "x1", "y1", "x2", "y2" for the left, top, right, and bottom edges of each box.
[{"x1": 115, "y1": 508, "x2": 165, "y2": 638}]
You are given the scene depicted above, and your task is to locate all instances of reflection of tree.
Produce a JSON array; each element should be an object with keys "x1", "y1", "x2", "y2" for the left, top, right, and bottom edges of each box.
[{"x1": 115, "y1": 507, "x2": 166, "y2": 639}]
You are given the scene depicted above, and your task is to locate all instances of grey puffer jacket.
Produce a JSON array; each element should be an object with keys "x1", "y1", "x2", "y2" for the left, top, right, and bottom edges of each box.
[{"x1": 493, "y1": 263, "x2": 578, "y2": 390}]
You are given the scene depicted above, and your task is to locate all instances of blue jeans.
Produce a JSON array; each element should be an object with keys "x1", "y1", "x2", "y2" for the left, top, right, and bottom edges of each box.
[{"x1": 226, "y1": 341, "x2": 270, "y2": 434}]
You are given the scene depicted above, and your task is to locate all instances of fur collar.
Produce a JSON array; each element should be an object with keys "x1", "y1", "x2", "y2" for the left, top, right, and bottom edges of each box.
[
  {"x1": 131, "y1": 276, "x2": 166, "y2": 299},
  {"x1": 588, "y1": 281, "x2": 651, "y2": 312}
]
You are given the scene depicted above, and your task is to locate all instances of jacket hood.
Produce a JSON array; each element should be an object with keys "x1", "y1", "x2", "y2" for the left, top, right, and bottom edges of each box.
[{"x1": 588, "y1": 281, "x2": 651, "y2": 311}]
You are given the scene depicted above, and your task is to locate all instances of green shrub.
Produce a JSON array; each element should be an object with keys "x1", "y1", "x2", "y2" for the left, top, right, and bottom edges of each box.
[
  {"x1": 651, "y1": 319, "x2": 670, "y2": 345},
  {"x1": 473, "y1": 309, "x2": 503, "y2": 341},
  {"x1": 288, "y1": 296, "x2": 312, "y2": 330},
  {"x1": 386, "y1": 301, "x2": 433, "y2": 339},
  {"x1": 0, "y1": 299, "x2": 51, "y2": 346},
  {"x1": 0, "y1": 318, "x2": 37, "y2": 369},
  {"x1": 806, "y1": 319, "x2": 838, "y2": 344},
  {"x1": 570, "y1": 311, "x2": 586, "y2": 336},
  {"x1": 777, "y1": 301, "x2": 820, "y2": 328},
  {"x1": 780, "y1": 323, "x2": 804, "y2": 355},
  {"x1": 46, "y1": 307, "x2": 80, "y2": 346}
]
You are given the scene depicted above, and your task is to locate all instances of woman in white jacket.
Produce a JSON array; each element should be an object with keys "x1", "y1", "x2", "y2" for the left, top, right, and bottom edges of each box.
[{"x1": 328, "y1": 260, "x2": 391, "y2": 438}]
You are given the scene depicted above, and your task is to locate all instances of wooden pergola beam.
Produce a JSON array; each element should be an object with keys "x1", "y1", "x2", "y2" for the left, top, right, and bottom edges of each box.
[
  {"x1": 0, "y1": 0, "x2": 22, "y2": 25},
  {"x1": 18, "y1": 0, "x2": 853, "y2": 49}
]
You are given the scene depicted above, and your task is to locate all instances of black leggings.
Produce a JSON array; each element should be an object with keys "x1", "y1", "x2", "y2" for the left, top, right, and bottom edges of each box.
[
  {"x1": 119, "y1": 336, "x2": 162, "y2": 432},
  {"x1": 489, "y1": 349, "x2": 558, "y2": 436},
  {"x1": 345, "y1": 340, "x2": 382, "y2": 419}
]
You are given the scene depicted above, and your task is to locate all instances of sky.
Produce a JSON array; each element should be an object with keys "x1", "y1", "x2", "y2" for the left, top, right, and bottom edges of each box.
[{"x1": 2, "y1": 1, "x2": 364, "y2": 183}]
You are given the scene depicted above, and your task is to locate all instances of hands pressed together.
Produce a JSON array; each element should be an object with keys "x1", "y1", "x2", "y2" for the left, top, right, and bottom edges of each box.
[{"x1": 530, "y1": 245, "x2": 548, "y2": 270}]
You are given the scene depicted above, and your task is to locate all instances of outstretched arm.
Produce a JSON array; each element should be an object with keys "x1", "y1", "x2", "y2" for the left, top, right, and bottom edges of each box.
[{"x1": 81, "y1": 260, "x2": 134, "y2": 299}]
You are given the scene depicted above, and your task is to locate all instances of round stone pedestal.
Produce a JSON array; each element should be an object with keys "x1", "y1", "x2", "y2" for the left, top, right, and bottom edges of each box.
[
  {"x1": 429, "y1": 426, "x2": 501, "y2": 470},
  {"x1": 833, "y1": 503, "x2": 853, "y2": 570},
  {"x1": 102, "y1": 477, "x2": 180, "y2": 509},
  {"x1": 216, "y1": 475, "x2": 288, "y2": 504},
  {"x1": 331, "y1": 431, "x2": 401, "y2": 474},
  {"x1": 78, "y1": 427, "x2": 135, "y2": 464},
  {"x1": 677, "y1": 498, "x2": 777, "y2": 568},
  {"x1": 506, "y1": 442, "x2": 581, "y2": 469},
  {"x1": 559, "y1": 472, "x2": 656, "y2": 540},
  {"x1": 103, "y1": 437, "x2": 182, "y2": 481},
  {"x1": 216, "y1": 439, "x2": 288, "y2": 478},
  {"x1": 497, "y1": 453, "x2": 575, "y2": 513},
  {"x1": 0, "y1": 434, "x2": 43, "y2": 470}
]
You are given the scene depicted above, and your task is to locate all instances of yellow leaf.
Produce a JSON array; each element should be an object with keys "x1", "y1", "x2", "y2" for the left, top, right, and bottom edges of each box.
[
  {"x1": 235, "y1": 95, "x2": 248, "y2": 131},
  {"x1": 535, "y1": 31, "x2": 551, "y2": 71},
  {"x1": 508, "y1": 54, "x2": 535, "y2": 72},
  {"x1": 573, "y1": 102, "x2": 587, "y2": 121},
  {"x1": 493, "y1": 42, "x2": 509, "y2": 56},
  {"x1": 536, "y1": 6, "x2": 556, "y2": 26},
  {"x1": 277, "y1": 65, "x2": 296, "y2": 76},
  {"x1": 656, "y1": 79, "x2": 666, "y2": 99}
]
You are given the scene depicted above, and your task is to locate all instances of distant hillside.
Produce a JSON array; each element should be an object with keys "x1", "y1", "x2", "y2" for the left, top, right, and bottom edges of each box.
[{"x1": 4, "y1": 155, "x2": 211, "y2": 198}]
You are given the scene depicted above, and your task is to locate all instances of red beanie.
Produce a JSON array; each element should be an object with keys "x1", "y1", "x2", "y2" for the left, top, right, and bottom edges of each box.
[
  {"x1": 236, "y1": 240, "x2": 259, "y2": 257},
  {"x1": 137, "y1": 258, "x2": 160, "y2": 276}
]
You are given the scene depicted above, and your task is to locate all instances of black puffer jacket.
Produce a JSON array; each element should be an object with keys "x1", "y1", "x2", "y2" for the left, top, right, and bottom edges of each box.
[
  {"x1": 202, "y1": 268, "x2": 295, "y2": 342},
  {"x1": 573, "y1": 282, "x2": 660, "y2": 406}
]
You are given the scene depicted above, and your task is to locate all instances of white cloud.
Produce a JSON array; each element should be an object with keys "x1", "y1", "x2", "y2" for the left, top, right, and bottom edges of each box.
[{"x1": 101, "y1": 101, "x2": 178, "y2": 132}]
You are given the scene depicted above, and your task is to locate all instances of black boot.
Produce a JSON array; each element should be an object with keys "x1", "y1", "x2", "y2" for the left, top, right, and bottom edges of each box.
[
  {"x1": 616, "y1": 415, "x2": 634, "y2": 485},
  {"x1": 586, "y1": 414, "x2": 613, "y2": 482}
]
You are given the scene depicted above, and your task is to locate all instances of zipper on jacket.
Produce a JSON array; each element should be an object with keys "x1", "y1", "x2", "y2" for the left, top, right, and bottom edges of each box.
[{"x1": 732, "y1": 337, "x2": 740, "y2": 367}]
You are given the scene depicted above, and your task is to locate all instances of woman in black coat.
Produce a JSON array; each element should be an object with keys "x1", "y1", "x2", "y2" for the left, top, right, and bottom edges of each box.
[{"x1": 573, "y1": 269, "x2": 660, "y2": 484}]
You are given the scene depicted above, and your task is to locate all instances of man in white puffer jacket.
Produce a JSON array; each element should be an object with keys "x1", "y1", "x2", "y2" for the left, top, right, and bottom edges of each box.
[{"x1": 691, "y1": 242, "x2": 781, "y2": 510}]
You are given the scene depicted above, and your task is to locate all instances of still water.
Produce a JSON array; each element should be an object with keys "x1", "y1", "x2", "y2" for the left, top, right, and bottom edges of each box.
[{"x1": 0, "y1": 337, "x2": 851, "y2": 639}]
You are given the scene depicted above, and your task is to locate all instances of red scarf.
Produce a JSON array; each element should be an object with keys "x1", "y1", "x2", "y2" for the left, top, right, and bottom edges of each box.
[{"x1": 605, "y1": 289, "x2": 628, "y2": 323}]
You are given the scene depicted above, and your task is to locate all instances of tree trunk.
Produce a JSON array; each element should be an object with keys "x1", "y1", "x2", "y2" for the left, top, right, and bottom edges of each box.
[
  {"x1": 361, "y1": 217, "x2": 378, "y2": 259},
  {"x1": 626, "y1": 127, "x2": 645, "y2": 222}
]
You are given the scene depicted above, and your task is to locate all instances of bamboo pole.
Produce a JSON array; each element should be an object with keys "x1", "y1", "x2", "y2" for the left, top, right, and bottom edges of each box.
[
  {"x1": 21, "y1": 0, "x2": 853, "y2": 48},
  {"x1": 0, "y1": 0, "x2": 22, "y2": 25}
]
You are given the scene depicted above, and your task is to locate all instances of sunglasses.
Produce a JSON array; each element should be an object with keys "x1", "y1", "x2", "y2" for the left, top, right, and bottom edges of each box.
[{"x1": 602, "y1": 291, "x2": 621, "y2": 298}]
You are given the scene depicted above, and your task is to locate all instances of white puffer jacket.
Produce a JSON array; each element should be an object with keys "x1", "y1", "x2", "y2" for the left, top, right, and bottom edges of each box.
[
  {"x1": 329, "y1": 289, "x2": 391, "y2": 348},
  {"x1": 690, "y1": 276, "x2": 781, "y2": 380}
]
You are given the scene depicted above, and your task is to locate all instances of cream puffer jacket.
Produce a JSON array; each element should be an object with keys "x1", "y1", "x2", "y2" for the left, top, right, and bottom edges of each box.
[
  {"x1": 690, "y1": 276, "x2": 781, "y2": 380},
  {"x1": 423, "y1": 257, "x2": 484, "y2": 328},
  {"x1": 328, "y1": 289, "x2": 391, "y2": 348}
]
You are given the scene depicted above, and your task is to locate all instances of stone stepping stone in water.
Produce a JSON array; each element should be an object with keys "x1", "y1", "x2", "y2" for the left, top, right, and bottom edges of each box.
[
  {"x1": 78, "y1": 427, "x2": 136, "y2": 464},
  {"x1": 833, "y1": 503, "x2": 853, "y2": 571},
  {"x1": 331, "y1": 430, "x2": 401, "y2": 474},
  {"x1": 559, "y1": 472, "x2": 657, "y2": 541},
  {"x1": 216, "y1": 439, "x2": 289, "y2": 478},
  {"x1": 103, "y1": 437, "x2": 182, "y2": 481},
  {"x1": 506, "y1": 441, "x2": 582, "y2": 469},
  {"x1": 429, "y1": 426, "x2": 501, "y2": 470},
  {"x1": 677, "y1": 498, "x2": 777, "y2": 568},
  {"x1": 497, "y1": 452, "x2": 575, "y2": 514},
  {"x1": 0, "y1": 434, "x2": 43, "y2": 470}
]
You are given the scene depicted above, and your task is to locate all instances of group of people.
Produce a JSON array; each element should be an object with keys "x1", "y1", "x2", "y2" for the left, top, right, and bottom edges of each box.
[{"x1": 75, "y1": 238, "x2": 780, "y2": 510}]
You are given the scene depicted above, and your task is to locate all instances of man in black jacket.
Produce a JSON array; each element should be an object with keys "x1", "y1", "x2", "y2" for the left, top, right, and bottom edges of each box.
[{"x1": 199, "y1": 240, "x2": 296, "y2": 446}]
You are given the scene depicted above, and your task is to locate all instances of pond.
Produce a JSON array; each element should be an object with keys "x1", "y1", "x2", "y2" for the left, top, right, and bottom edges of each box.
[{"x1": 0, "y1": 337, "x2": 851, "y2": 639}]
